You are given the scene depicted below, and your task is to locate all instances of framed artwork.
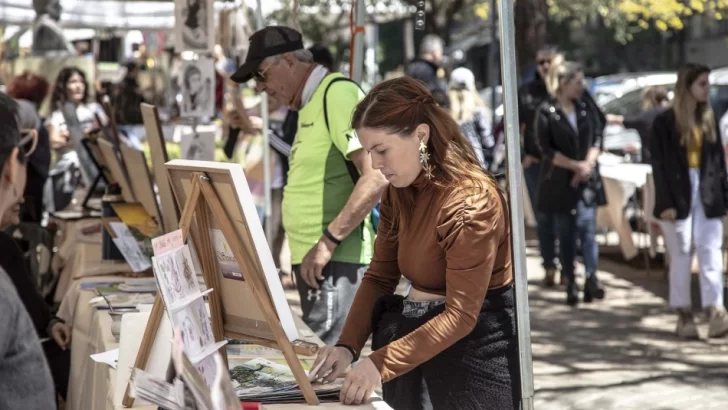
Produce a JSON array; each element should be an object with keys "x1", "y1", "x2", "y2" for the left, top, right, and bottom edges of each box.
[
  {"x1": 164, "y1": 160, "x2": 299, "y2": 342},
  {"x1": 141, "y1": 103, "x2": 179, "y2": 233},
  {"x1": 119, "y1": 144, "x2": 163, "y2": 229},
  {"x1": 174, "y1": 0, "x2": 215, "y2": 53},
  {"x1": 178, "y1": 57, "x2": 215, "y2": 118},
  {"x1": 180, "y1": 125, "x2": 216, "y2": 161},
  {"x1": 97, "y1": 139, "x2": 136, "y2": 203}
]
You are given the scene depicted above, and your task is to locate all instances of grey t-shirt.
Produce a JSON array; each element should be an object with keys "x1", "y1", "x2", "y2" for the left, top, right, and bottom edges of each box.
[{"x1": 0, "y1": 267, "x2": 55, "y2": 409}]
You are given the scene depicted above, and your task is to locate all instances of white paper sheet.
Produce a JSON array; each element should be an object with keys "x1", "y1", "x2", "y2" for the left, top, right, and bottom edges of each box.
[{"x1": 91, "y1": 348, "x2": 120, "y2": 369}]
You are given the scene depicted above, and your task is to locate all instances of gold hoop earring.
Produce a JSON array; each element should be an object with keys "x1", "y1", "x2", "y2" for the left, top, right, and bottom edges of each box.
[{"x1": 419, "y1": 140, "x2": 433, "y2": 180}]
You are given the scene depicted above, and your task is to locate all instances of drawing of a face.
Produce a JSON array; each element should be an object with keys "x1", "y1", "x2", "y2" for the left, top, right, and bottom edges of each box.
[{"x1": 188, "y1": 71, "x2": 202, "y2": 95}]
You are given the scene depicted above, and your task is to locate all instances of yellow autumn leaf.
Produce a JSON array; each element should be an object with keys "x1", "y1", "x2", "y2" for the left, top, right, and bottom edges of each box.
[
  {"x1": 717, "y1": 12, "x2": 724, "y2": 20},
  {"x1": 689, "y1": 0, "x2": 705, "y2": 13},
  {"x1": 656, "y1": 20, "x2": 669, "y2": 31},
  {"x1": 474, "y1": 3, "x2": 489, "y2": 20},
  {"x1": 668, "y1": 16, "x2": 684, "y2": 29},
  {"x1": 638, "y1": 19, "x2": 649, "y2": 29}
]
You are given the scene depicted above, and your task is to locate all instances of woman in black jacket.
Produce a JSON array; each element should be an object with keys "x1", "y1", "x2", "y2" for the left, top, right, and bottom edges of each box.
[
  {"x1": 651, "y1": 63, "x2": 728, "y2": 340},
  {"x1": 534, "y1": 61, "x2": 607, "y2": 306}
]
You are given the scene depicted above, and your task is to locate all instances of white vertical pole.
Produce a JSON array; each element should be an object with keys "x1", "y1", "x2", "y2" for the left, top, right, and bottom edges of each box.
[
  {"x1": 255, "y1": 0, "x2": 273, "y2": 240},
  {"x1": 496, "y1": 1, "x2": 535, "y2": 409},
  {"x1": 351, "y1": 0, "x2": 366, "y2": 83}
]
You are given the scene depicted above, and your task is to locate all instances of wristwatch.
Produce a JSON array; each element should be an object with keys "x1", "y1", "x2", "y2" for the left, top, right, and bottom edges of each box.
[{"x1": 323, "y1": 227, "x2": 342, "y2": 246}]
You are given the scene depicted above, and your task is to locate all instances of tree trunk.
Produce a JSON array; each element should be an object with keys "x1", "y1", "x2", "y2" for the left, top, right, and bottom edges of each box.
[{"x1": 514, "y1": 0, "x2": 548, "y2": 79}]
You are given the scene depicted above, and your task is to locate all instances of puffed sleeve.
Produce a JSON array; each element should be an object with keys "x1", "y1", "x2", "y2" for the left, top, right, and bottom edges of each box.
[
  {"x1": 366, "y1": 186, "x2": 506, "y2": 382},
  {"x1": 336, "y1": 187, "x2": 402, "y2": 355}
]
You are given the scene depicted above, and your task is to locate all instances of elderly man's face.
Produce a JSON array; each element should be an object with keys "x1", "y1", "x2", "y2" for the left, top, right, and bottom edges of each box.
[{"x1": 254, "y1": 54, "x2": 302, "y2": 108}]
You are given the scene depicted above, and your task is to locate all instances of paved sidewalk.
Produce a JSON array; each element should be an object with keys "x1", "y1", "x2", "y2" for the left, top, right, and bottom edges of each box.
[{"x1": 525, "y1": 242, "x2": 728, "y2": 410}]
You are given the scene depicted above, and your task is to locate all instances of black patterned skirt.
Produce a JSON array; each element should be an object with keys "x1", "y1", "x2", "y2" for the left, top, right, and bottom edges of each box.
[{"x1": 371, "y1": 283, "x2": 520, "y2": 410}]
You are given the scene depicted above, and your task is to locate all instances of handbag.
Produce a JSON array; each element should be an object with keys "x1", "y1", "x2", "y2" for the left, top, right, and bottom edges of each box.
[{"x1": 580, "y1": 163, "x2": 607, "y2": 207}]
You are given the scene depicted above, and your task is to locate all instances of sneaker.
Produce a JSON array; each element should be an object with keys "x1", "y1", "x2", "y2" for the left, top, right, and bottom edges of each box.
[
  {"x1": 676, "y1": 308, "x2": 700, "y2": 340},
  {"x1": 544, "y1": 268, "x2": 556, "y2": 287},
  {"x1": 707, "y1": 306, "x2": 728, "y2": 338}
]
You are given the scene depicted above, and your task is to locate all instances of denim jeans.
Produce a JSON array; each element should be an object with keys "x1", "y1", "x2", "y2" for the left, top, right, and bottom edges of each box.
[
  {"x1": 524, "y1": 162, "x2": 558, "y2": 269},
  {"x1": 553, "y1": 201, "x2": 599, "y2": 284}
]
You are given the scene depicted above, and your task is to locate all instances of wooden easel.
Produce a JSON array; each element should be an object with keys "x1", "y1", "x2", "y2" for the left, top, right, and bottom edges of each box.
[{"x1": 122, "y1": 172, "x2": 320, "y2": 407}]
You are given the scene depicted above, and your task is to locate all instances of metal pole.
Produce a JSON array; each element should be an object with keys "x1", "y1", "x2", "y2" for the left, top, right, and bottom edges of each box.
[
  {"x1": 351, "y1": 0, "x2": 366, "y2": 83},
  {"x1": 256, "y1": 0, "x2": 273, "y2": 241},
  {"x1": 496, "y1": 1, "x2": 535, "y2": 409},
  {"x1": 489, "y1": 0, "x2": 498, "y2": 127}
]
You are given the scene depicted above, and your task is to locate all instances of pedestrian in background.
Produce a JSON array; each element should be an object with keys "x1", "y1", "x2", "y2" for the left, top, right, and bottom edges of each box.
[
  {"x1": 651, "y1": 63, "x2": 728, "y2": 339},
  {"x1": 518, "y1": 45, "x2": 560, "y2": 285},
  {"x1": 535, "y1": 61, "x2": 606, "y2": 306},
  {"x1": 448, "y1": 67, "x2": 495, "y2": 171}
]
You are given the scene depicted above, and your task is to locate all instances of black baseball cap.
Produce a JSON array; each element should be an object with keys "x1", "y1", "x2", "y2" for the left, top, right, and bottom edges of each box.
[{"x1": 230, "y1": 26, "x2": 304, "y2": 83}]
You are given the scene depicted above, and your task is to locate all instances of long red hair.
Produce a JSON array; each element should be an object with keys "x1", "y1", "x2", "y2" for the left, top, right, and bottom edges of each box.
[{"x1": 351, "y1": 76, "x2": 496, "y2": 231}]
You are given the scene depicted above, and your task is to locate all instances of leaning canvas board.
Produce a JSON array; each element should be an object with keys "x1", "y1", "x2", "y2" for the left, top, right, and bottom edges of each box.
[
  {"x1": 164, "y1": 160, "x2": 298, "y2": 342},
  {"x1": 114, "y1": 310, "x2": 174, "y2": 407},
  {"x1": 97, "y1": 139, "x2": 136, "y2": 203},
  {"x1": 175, "y1": 0, "x2": 215, "y2": 53},
  {"x1": 142, "y1": 103, "x2": 179, "y2": 233},
  {"x1": 119, "y1": 144, "x2": 164, "y2": 229},
  {"x1": 178, "y1": 57, "x2": 215, "y2": 119}
]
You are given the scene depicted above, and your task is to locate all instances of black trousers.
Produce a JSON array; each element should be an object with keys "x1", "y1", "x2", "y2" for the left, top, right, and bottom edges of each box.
[
  {"x1": 43, "y1": 341, "x2": 71, "y2": 402},
  {"x1": 372, "y1": 284, "x2": 520, "y2": 410}
]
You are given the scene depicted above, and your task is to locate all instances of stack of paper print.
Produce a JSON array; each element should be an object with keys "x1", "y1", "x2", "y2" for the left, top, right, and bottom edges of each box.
[
  {"x1": 151, "y1": 230, "x2": 227, "y2": 386},
  {"x1": 230, "y1": 359, "x2": 342, "y2": 404}
]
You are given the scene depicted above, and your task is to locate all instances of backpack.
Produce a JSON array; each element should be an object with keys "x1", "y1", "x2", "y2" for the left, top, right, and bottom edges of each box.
[{"x1": 322, "y1": 77, "x2": 381, "y2": 233}]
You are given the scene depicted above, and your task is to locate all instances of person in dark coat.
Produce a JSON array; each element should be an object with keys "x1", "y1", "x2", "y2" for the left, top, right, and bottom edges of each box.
[
  {"x1": 650, "y1": 63, "x2": 728, "y2": 340},
  {"x1": 607, "y1": 86, "x2": 670, "y2": 163},
  {"x1": 534, "y1": 61, "x2": 607, "y2": 306},
  {"x1": 518, "y1": 45, "x2": 559, "y2": 285},
  {"x1": 406, "y1": 34, "x2": 449, "y2": 107}
]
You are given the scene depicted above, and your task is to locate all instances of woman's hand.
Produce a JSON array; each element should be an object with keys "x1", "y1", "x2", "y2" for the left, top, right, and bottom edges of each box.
[
  {"x1": 660, "y1": 208, "x2": 677, "y2": 221},
  {"x1": 310, "y1": 345, "x2": 353, "y2": 384},
  {"x1": 340, "y1": 358, "x2": 380, "y2": 405},
  {"x1": 51, "y1": 322, "x2": 72, "y2": 350}
]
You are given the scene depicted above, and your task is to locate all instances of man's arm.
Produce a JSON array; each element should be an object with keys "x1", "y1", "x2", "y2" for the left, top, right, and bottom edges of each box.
[{"x1": 325, "y1": 149, "x2": 388, "y2": 243}]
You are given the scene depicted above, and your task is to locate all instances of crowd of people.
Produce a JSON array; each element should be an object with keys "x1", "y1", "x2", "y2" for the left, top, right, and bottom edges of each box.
[{"x1": 2, "y1": 21, "x2": 728, "y2": 410}]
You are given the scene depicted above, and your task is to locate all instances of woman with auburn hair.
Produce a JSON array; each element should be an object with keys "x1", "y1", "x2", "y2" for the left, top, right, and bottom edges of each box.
[
  {"x1": 311, "y1": 76, "x2": 519, "y2": 409},
  {"x1": 651, "y1": 63, "x2": 728, "y2": 339}
]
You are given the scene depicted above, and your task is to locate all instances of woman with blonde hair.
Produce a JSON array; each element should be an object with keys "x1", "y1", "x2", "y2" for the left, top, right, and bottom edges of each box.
[
  {"x1": 311, "y1": 76, "x2": 519, "y2": 408},
  {"x1": 535, "y1": 60, "x2": 606, "y2": 305},
  {"x1": 651, "y1": 63, "x2": 728, "y2": 339},
  {"x1": 448, "y1": 67, "x2": 495, "y2": 170}
]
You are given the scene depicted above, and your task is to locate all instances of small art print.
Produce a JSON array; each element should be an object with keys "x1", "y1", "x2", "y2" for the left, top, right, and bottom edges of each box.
[{"x1": 210, "y1": 229, "x2": 245, "y2": 281}]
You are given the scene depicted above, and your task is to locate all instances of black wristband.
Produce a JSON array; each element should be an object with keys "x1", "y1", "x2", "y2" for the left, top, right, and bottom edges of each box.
[
  {"x1": 323, "y1": 227, "x2": 342, "y2": 246},
  {"x1": 335, "y1": 343, "x2": 360, "y2": 362}
]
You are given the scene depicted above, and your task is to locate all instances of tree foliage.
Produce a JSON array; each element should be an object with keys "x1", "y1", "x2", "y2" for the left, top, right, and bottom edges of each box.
[{"x1": 548, "y1": 0, "x2": 728, "y2": 43}]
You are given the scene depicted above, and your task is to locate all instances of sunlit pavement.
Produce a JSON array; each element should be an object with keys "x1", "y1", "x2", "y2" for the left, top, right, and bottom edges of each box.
[{"x1": 279, "y1": 236, "x2": 728, "y2": 409}]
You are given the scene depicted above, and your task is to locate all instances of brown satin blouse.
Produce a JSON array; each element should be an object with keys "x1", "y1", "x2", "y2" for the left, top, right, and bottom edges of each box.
[{"x1": 336, "y1": 171, "x2": 513, "y2": 382}]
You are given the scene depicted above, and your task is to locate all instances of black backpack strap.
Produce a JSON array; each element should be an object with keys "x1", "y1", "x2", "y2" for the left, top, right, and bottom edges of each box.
[{"x1": 322, "y1": 77, "x2": 365, "y2": 185}]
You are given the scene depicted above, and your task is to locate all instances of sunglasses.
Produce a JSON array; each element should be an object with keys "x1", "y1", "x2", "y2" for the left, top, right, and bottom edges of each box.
[
  {"x1": 253, "y1": 61, "x2": 274, "y2": 84},
  {"x1": 538, "y1": 59, "x2": 551, "y2": 66},
  {"x1": 18, "y1": 129, "x2": 38, "y2": 158}
]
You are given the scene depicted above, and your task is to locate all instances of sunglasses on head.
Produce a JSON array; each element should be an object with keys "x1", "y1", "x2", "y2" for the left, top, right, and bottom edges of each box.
[
  {"x1": 253, "y1": 61, "x2": 274, "y2": 84},
  {"x1": 18, "y1": 129, "x2": 38, "y2": 158}
]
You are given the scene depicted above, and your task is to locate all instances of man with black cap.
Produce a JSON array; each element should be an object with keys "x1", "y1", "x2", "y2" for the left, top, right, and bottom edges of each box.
[{"x1": 231, "y1": 26, "x2": 388, "y2": 344}]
